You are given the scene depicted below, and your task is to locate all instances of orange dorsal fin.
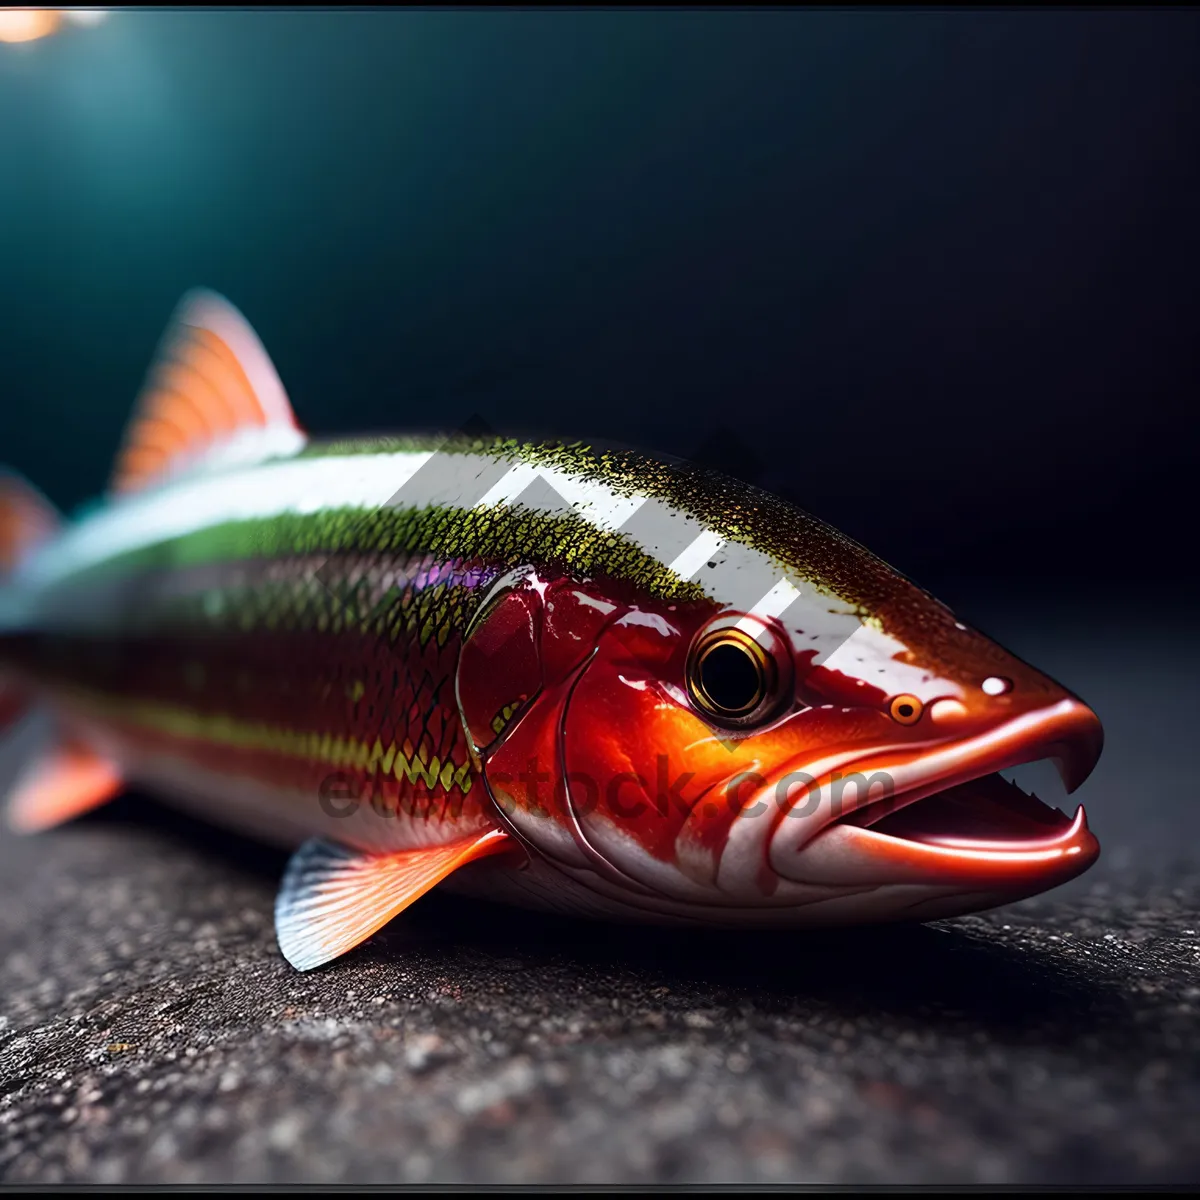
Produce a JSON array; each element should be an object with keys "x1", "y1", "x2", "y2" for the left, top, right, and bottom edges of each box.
[
  {"x1": 0, "y1": 470, "x2": 60, "y2": 579},
  {"x1": 110, "y1": 289, "x2": 306, "y2": 496},
  {"x1": 274, "y1": 830, "x2": 513, "y2": 971},
  {"x1": 6, "y1": 741, "x2": 124, "y2": 834}
]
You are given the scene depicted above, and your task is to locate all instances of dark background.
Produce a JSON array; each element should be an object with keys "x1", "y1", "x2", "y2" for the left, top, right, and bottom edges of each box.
[
  {"x1": 2, "y1": 10, "x2": 1199, "y2": 1186},
  {"x1": 2, "y1": 10, "x2": 1197, "y2": 596}
]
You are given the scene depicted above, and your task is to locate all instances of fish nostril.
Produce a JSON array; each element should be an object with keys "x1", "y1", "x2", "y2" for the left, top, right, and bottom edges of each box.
[
  {"x1": 929, "y1": 698, "x2": 968, "y2": 724},
  {"x1": 982, "y1": 676, "x2": 1012, "y2": 696}
]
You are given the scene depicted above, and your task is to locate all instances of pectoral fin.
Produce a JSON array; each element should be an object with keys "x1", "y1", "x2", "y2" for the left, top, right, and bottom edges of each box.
[
  {"x1": 274, "y1": 830, "x2": 513, "y2": 971},
  {"x1": 6, "y1": 742, "x2": 124, "y2": 833}
]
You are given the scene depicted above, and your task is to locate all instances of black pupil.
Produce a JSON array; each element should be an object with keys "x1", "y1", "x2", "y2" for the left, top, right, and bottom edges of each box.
[
  {"x1": 700, "y1": 642, "x2": 763, "y2": 713},
  {"x1": 897, "y1": 703, "x2": 914, "y2": 718}
]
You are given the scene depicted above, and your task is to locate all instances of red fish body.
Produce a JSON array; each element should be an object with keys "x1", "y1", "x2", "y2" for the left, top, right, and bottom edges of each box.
[{"x1": 0, "y1": 291, "x2": 1103, "y2": 970}]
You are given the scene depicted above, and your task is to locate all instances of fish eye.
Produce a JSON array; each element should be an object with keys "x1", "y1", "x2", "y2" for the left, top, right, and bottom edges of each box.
[
  {"x1": 687, "y1": 622, "x2": 783, "y2": 728},
  {"x1": 889, "y1": 693, "x2": 924, "y2": 725}
]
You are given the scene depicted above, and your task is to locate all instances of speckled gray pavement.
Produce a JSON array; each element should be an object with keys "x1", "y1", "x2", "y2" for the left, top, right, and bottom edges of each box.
[{"x1": 2, "y1": 603, "x2": 1198, "y2": 1185}]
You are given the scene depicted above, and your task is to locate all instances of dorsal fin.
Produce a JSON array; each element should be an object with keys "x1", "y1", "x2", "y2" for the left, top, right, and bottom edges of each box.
[{"x1": 110, "y1": 289, "x2": 306, "y2": 496}]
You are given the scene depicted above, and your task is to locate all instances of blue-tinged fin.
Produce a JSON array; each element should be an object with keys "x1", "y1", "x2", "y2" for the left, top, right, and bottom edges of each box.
[
  {"x1": 275, "y1": 830, "x2": 513, "y2": 972},
  {"x1": 109, "y1": 289, "x2": 307, "y2": 498}
]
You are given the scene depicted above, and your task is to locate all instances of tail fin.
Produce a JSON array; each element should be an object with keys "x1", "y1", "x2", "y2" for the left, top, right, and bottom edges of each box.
[
  {"x1": 0, "y1": 470, "x2": 59, "y2": 581},
  {"x1": 0, "y1": 470, "x2": 60, "y2": 734}
]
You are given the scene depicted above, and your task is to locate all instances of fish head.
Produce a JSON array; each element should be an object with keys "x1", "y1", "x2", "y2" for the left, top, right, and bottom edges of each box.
[{"x1": 455, "y1": 472, "x2": 1102, "y2": 926}]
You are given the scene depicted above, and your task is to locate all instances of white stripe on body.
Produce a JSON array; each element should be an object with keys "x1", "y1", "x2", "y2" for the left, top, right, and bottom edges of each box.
[{"x1": 15, "y1": 446, "x2": 870, "y2": 661}]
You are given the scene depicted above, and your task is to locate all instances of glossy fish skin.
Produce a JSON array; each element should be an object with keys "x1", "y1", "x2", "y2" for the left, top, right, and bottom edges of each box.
[{"x1": 0, "y1": 290, "x2": 1104, "y2": 970}]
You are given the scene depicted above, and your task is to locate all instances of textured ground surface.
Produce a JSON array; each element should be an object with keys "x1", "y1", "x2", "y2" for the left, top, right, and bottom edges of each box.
[
  {"x1": 1, "y1": 802, "x2": 1198, "y2": 1186},
  {"x1": 2, "y1": 606, "x2": 1198, "y2": 1185}
]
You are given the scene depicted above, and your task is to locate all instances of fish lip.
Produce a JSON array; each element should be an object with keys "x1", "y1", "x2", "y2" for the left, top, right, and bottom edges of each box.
[
  {"x1": 802, "y1": 802, "x2": 1100, "y2": 889},
  {"x1": 766, "y1": 696, "x2": 1104, "y2": 885}
]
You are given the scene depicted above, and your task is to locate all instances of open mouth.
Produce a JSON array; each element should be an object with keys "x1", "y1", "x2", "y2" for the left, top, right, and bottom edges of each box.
[
  {"x1": 784, "y1": 697, "x2": 1104, "y2": 881},
  {"x1": 835, "y1": 760, "x2": 1079, "y2": 850}
]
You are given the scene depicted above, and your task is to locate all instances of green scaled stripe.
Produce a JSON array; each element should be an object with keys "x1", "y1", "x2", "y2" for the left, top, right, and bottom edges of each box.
[
  {"x1": 58, "y1": 501, "x2": 709, "y2": 603},
  {"x1": 293, "y1": 436, "x2": 888, "y2": 619}
]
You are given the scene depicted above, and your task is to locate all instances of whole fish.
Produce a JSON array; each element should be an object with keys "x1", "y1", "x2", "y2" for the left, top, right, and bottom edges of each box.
[{"x1": 0, "y1": 291, "x2": 1103, "y2": 970}]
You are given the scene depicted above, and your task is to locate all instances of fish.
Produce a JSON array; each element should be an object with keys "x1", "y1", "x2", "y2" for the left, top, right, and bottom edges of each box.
[{"x1": 0, "y1": 290, "x2": 1104, "y2": 971}]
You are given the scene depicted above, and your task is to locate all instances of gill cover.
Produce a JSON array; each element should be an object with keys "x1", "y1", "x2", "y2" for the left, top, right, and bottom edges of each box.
[{"x1": 454, "y1": 568, "x2": 623, "y2": 855}]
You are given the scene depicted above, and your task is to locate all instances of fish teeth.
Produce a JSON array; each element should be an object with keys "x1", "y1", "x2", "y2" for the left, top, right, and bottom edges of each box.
[
  {"x1": 999, "y1": 766, "x2": 1031, "y2": 795},
  {"x1": 999, "y1": 758, "x2": 1067, "y2": 805}
]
